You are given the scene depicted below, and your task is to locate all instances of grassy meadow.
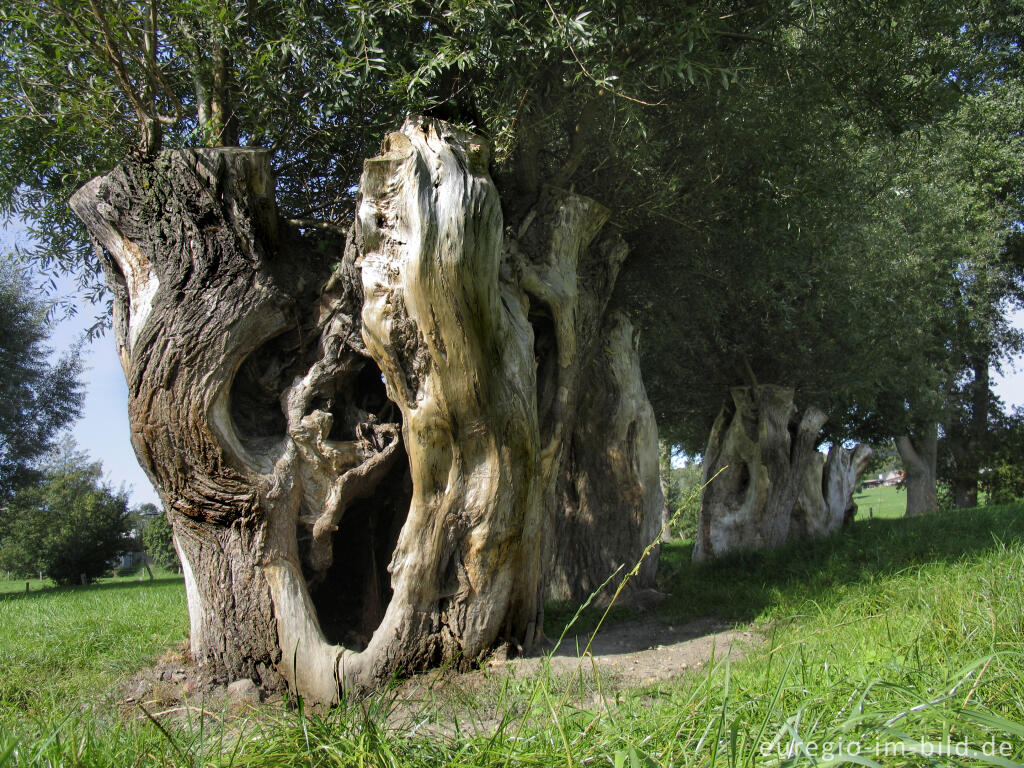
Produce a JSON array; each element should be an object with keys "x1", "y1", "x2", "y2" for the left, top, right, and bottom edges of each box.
[
  {"x1": 852, "y1": 484, "x2": 907, "y2": 520},
  {"x1": 2, "y1": 507, "x2": 1023, "y2": 767}
]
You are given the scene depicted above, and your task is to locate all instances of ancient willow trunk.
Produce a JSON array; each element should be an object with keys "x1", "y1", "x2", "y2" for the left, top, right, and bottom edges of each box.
[
  {"x1": 797, "y1": 443, "x2": 873, "y2": 537},
  {"x1": 71, "y1": 117, "x2": 662, "y2": 700},
  {"x1": 548, "y1": 311, "x2": 664, "y2": 603},
  {"x1": 897, "y1": 426, "x2": 939, "y2": 517},
  {"x1": 692, "y1": 385, "x2": 866, "y2": 561}
]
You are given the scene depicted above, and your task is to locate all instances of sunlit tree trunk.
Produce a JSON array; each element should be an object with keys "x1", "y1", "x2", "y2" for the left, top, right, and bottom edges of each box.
[
  {"x1": 693, "y1": 385, "x2": 827, "y2": 561},
  {"x1": 71, "y1": 117, "x2": 663, "y2": 701},
  {"x1": 897, "y1": 426, "x2": 939, "y2": 517}
]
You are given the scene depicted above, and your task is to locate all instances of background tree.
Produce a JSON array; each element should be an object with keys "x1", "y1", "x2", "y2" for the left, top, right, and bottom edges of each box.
[
  {"x1": 0, "y1": 259, "x2": 83, "y2": 502},
  {"x1": 978, "y1": 408, "x2": 1024, "y2": 504},
  {"x1": 0, "y1": 441, "x2": 130, "y2": 584},
  {"x1": 859, "y1": 71, "x2": 1024, "y2": 514},
  {"x1": 139, "y1": 505, "x2": 179, "y2": 570},
  {"x1": 658, "y1": 445, "x2": 702, "y2": 541}
]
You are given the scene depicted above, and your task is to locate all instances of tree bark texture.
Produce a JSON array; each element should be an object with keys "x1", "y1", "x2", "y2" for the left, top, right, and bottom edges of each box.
[
  {"x1": 548, "y1": 311, "x2": 665, "y2": 603},
  {"x1": 693, "y1": 385, "x2": 832, "y2": 562},
  {"x1": 71, "y1": 117, "x2": 663, "y2": 701},
  {"x1": 897, "y1": 426, "x2": 939, "y2": 517},
  {"x1": 796, "y1": 443, "x2": 873, "y2": 538}
]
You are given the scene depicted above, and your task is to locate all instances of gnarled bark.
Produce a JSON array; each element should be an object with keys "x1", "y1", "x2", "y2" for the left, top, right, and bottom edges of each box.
[
  {"x1": 897, "y1": 426, "x2": 939, "y2": 517},
  {"x1": 823, "y1": 443, "x2": 873, "y2": 528},
  {"x1": 796, "y1": 443, "x2": 873, "y2": 538},
  {"x1": 693, "y1": 385, "x2": 826, "y2": 561},
  {"x1": 548, "y1": 311, "x2": 665, "y2": 603},
  {"x1": 71, "y1": 117, "x2": 663, "y2": 701}
]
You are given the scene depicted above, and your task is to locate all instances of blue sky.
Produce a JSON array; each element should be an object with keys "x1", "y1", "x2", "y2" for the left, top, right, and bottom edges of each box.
[
  {"x1": 2, "y1": 223, "x2": 160, "y2": 507},
  {"x1": 3, "y1": 221, "x2": 1024, "y2": 510}
]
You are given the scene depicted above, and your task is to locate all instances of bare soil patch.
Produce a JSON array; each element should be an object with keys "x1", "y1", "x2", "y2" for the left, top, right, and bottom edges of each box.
[
  {"x1": 117, "y1": 610, "x2": 759, "y2": 734},
  {"x1": 383, "y1": 614, "x2": 758, "y2": 736}
]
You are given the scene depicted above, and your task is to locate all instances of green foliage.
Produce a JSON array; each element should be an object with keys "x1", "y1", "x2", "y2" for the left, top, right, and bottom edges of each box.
[
  {"x1": 141, "y1": 510, "x2": 179, "y2": 570},
  {"x1": 631, "y1": 4, "x2": 1024, "y2": 452},
  {"x1": 979, "y1": 408, "x2": 1024, "y2": 504},
  {"x1": 0, "y1": 259, "x2": 82, "y2": 500},
  {"x1": 659, "y1": 443, "x2": 702, "y2": 541},
  {"x1": 4, "y1": 0, "x2": 1019, "y2": 479},
  {"x1": 862, "y1": 439, "x2": 903, "y2": 479},
  {"x1": 0, "y1": 441, "x2": 130, "y2": 585}
]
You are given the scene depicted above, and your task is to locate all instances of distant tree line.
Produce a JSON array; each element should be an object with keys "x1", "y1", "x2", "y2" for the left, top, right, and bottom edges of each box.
[{"x1": 0, "y1": 262, "x2": 176, "y2": 584}]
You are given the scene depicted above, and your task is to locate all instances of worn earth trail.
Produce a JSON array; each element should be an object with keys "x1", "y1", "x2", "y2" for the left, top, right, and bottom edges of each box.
[
  {"x1": 383, "y1": 614, "x2": 758, "y2": 736},
  {"x1": 120, "y1": 611, "x2": 759, "y2": 735}
]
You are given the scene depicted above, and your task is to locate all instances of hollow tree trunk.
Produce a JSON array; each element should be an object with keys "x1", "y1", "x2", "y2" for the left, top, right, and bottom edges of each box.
[
  {"x1": 693, "y1": 385, "x2": 826, "y2": 562},
  {"x1": 896, "y1": 426, "x2": 939, "y2": 517},
  {"x1": 72, "y1": 149, "x2": 292, "y2": 690},
  {"x1": 796, "y1": 443, "x2": 873, "y2": 539},
  {"x1": 502, "y1": 186, "x2": 664, "y2": 604},
  {"x1": 547, "y1": 311, "x2": 665, "y2": 603},
  {"x1": 823, "y1": 443, "x2": 873, "y2": 527},
  {"x1": 71, "y1": 117, "x2": 661, "y2": 701}
]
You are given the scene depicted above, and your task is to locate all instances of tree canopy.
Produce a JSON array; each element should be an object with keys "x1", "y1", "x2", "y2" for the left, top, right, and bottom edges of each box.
[
  {"x1": 0, "y1": 440, "x2": 130, "y2": 584},
  {"x1": 0, "y1": 259, "x2": 83, "y2": 499},
  {"x1": 1, "y1": 0, "x2": 1021, "y2": 485}
]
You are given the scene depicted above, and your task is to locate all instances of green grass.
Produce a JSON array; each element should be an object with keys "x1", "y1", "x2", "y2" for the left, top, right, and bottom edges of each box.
[
  {"x1": 0, "y1": 567, "x2": 172, "y2": 595},
  {"x1": 2, "y1": 509, "x2": 1024, "y2": 767},
  {"x1": 0, "y1": 570, "x2": 187, "y2": 756},
  {"x1": 853, "y1": 483, "x2": 906, "y2": 519}
]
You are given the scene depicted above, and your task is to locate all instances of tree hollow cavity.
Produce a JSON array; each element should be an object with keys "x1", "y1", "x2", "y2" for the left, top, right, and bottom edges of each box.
[
  {"x1": 528, "y1": 296, "x2": 559, "y2": 442},
  {"x1": 308, "y1": 450, "x2": 411, "y2": 652},
  {"x1": 230, "y1": 327, "x2": 310, "y2": 452},
  {"x1": 295, "y1": 355, "x2": 411, "y2": 653}
]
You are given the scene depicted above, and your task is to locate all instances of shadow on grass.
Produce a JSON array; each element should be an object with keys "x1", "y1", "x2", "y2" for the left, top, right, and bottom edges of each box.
[
  {"x1": 542, "y1": 504, "x2": 1024, "y2": 654},
  {"x1": 0, "y1": 575, "x2": 184, "y2": 602},
  {"x1": 655, "y1": 503, "x2": 1024, "y2": 626}
]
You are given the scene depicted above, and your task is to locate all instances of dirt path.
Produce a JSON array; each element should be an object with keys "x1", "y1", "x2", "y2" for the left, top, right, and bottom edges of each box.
[
  {"x1": 384, "y1": 616, "x2": 759, "y2": 734},
  {"x1": 121, "y1": 612, "x2": 759, "y2": 734}
]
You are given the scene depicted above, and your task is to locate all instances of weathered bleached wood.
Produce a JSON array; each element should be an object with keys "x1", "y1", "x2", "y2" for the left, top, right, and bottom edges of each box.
[
  {"x1": 71, "y1": 117, "x2": 664, "y2": 701},
  {"x1": 823, "y1": 443, "x2": 873, "y2": 528},
  {"x1": 694, "y1": 385, "x2": 827, "y2": 561},
  {"x1": 795, "y1": 442, "x2": 873, "y2": 538}
]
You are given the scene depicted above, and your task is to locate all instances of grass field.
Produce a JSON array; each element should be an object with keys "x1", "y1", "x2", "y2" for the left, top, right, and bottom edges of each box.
[
  {"x1": 2, "y1": 508, "x2": 1023, "y2": 767},
  {"x1": 852, "y1": 483, "x2": 907, "y2": 519},
  {"x1": 0, "y1": 571, "x2": 187, "y2": 734}
]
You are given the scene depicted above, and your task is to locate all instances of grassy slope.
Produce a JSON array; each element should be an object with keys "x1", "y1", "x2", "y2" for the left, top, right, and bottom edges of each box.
[{"x1": 2, "y1": 509, "x2": 1023, "y2": 767}]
